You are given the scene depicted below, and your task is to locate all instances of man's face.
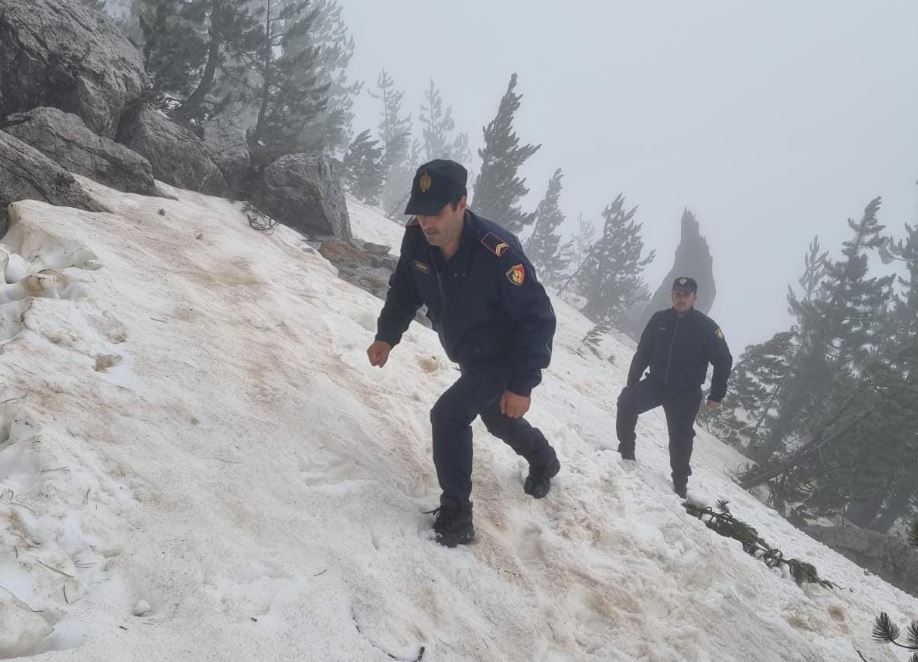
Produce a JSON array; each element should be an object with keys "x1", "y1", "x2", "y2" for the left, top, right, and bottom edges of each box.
[
  {"x1": 416, "y1": 197, "x2": 467, "y2": 247},
  {"x1": 671, "y1": 288, "x2": 697, "y2": 313}
]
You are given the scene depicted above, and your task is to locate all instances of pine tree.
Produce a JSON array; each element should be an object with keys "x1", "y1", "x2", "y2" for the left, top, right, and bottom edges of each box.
[
  {"x1": 472, "y1": 73, "x2": 541, "y2": 233},
  {"x1": 137, "y1": 0, "x2": 209, "y2": 96},
  {"x1": 525, "y1": 169, "x2": 573, "y2": 286},
  {"x1": 569, "y1": 213, "x2": 596, "y2": 277},
  {"x1": 288, "y1": 0, "x2": 362, "y2": 153},
  {"x1": 569, "y1": 195, "x2": 655, "y2": 329},
  {"x1": 373, "y1": 71, "x2": 414, "y2": 217},
  {"x1": 738, "y1": 200, "x2": 897, "y2": 521},
  {"x1": 248, "y1": 0, "x2": 330, "y2": 163},
  {"x1": 419, "y1": 80, "x2": 471, "y2": 164},
  {"x1": 342, "y1": 129, "x2": 384, "y2": 205}
]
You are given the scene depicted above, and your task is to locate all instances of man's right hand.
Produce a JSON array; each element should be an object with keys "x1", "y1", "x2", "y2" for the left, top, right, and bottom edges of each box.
[{"x1": 367, "y1": 340, "x2": 392, "y2": 367}]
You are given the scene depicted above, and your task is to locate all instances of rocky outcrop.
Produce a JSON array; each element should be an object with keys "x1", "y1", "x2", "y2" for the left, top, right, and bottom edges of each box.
[
  {"x1": 116, "y1": 105, "x2": 228, "y2": 196},
  {"x1": 201, "y1": 115, "x2": 251, "y2": 194},
  {"x1": 3, "y1": 107, "x2": 156, "y2": 195},
  {"x1": 635, "y1": 208, "x2": 716, "y2": 333},
  {"x1": 318, "y1": 239, "x2": 395, "y2": 300},
  {"x1": 0, "y1": 0, "x2": 145, "y2": 138},
  {"x1": 253, "y1": 155, "x2": 351, "y2": 240},
  {"x1": 0, "y1": 130, "x2": 107, "y2": 237},
  {"x1": 802, "y1": 523, "x2": 918, "y2": 599}
]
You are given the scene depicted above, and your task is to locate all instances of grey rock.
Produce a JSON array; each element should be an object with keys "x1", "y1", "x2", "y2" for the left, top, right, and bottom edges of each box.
[
  {"x1": 116, "y1": 105, "x2": 228, "y2": 196},
  {"x1": 201, "y1": 115, "x2": 251, "y2": 194},
  {"x1": 634, "y1": 208, "x2": 717, "y2": 335},
  {"x1": 3, "y1": 107, "x2": 156, "y2": 195},
  {"x1": 254, "y1": 155, "x2": 351, "y2": 240},
  {"x1": 0, "y1": 129, "x2": 107, "y2": 237},
  {"x1": 0, "y1": 0, "x2": 145, "y2": 138}
]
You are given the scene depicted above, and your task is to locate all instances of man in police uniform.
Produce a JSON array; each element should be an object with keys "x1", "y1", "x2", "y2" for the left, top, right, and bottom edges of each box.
[
  {"x1": 367, "y1": 159, "x2": 559, "y2": 547},
  {"x1": 616, "y1": 277, "x2": 732, "y2": 498}
]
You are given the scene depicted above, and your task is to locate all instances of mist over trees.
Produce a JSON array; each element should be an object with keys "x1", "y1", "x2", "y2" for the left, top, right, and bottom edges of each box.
[{"x1": 703, "y1": 197, "x2": 918, "y2": 534}]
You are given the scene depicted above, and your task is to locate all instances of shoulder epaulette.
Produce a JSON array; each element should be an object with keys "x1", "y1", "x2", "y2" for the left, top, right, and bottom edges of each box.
[{"x1": 480, "y1": 231, "x2": 512, "y2": 258}]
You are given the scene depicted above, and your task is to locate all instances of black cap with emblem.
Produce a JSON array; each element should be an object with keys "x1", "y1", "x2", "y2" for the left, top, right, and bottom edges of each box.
[
  {"x1": 404, "y1": 159, "x2": 468, "y2": 215},
  {"x1": 671, "y1": 276, "x2": 698, "y2": 294}
]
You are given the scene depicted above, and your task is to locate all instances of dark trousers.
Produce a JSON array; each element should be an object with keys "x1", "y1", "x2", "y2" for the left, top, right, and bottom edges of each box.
[
  {"x1": 616, "y1": 378, "x2": 702, "y2": 487},
  {"x1": 430, "y1": 363, "x2": 555, "y2": 503}
]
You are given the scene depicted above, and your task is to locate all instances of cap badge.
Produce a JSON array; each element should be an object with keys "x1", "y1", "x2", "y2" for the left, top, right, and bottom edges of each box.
[
  {"x1": 419, "y1": 172, "x2": 432, "y2": 193},
  {"x1": 679, "y1": 277, "x2": 687, "y2": 285}
]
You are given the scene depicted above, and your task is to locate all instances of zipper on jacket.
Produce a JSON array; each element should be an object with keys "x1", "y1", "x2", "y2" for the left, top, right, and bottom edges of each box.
[
  {"x1": 664, "y1": 316, "x2": 682, "y2": 385},
  {"x1": 435, "y1": 269, "x2": 450, "y2": 356}
]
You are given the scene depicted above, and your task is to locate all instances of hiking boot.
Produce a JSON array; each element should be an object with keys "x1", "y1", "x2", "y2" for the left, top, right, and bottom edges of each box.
[
  {"x1": 617, "y1": 443, "x2": 636, "y2": 461},
  {"x1": 524, "y1": 456, "x2": 561, "y2": 499},
  {"x1": 430, "y1": 497, "x2": 474, "y2": 547}
]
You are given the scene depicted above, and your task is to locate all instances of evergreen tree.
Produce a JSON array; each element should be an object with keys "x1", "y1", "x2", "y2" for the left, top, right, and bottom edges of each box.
[
  {"x1": 525, "y1": 169, "x2": 573, "y2": 286},
  {"x1": 373, "y1": 71, "x2": 413, "y2": 217},
  {"x1": 419, "y1": 80, "x2": 471, "y2": 164},
  {"x1": 137, "y1": 0, "x2": 208, "y2": 96},
  {"x1": 342, "y1": 129, "x2": 384, "y2": 205},
  {"x1": 472, "y1": 73, "x2": 540, "y2": 233},
  {"x1": 568, "y1": 213, "x2": 596, "y2": 277},
  {"x1": 248, "y1": 0, "x2": 329, "y2": 163},
  {"x1": 738, "y1": 200, "x2": 897, "y2": 522},
  {"x1": 569, "y1": 195, "x2": 655, "y2": 329},
  {"x1": 289, "y1": 0, "x2": 362, "y2": 153}
]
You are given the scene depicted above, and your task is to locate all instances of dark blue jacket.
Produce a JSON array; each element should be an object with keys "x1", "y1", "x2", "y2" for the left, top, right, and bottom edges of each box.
[
  {"x1": 376, "y1": 210, "x2": 556, "y2": 397},
  {"x1": 628, "y1": 307, "x2": 733, "y2": 401}
]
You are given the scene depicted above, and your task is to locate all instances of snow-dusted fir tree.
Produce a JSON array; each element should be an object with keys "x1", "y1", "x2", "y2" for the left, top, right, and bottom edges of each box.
[
  {"x1": 419, "y1": 80, "x2": 471, "y2": 165},
  {"x1": 569, "y1": 195, "x2": 655, "y2": 329},
  {"x1": 373, "y1": 70, "x2": 413, "y2": 217},
  {"x1": 472, "y1": 73, "x2": 540, "y2": 233},
  {"x1": 342, "y1": 129, "x2": 384, "y2": 206},
  {"x1": 525, "y1": 169, "x2": 573, "y2": 286}
]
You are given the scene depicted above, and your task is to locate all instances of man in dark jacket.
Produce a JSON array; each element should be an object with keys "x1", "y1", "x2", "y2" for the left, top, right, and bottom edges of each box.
[
  {"x1": 367, "y1": 159, "x2": 560, "y2": 547},
  {"x1": 617, "y1": 276, "x2": 732, "y2": 498}
]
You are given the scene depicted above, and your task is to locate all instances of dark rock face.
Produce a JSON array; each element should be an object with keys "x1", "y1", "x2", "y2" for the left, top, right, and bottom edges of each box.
[
  {"x1": 3, "y1": 107, "x2": 156, "y2": 195},
  {"x1": 253, "y1": 155, "x2": 351, "y2": 240},
  {"x1": 116, "y1": 105, "x2": 228, "y2": 196},
  {"x1": 635, "y1": 209, "x2": 717, "y2": 332},
  {"x1": 0, "y1": 129, "x2": 107, "y2": 237},
  {"x1": 319, "y1": 239, "x2": 396, "y2": 300},
  {"x1": 0, "y1": 0, "x2": 145, "y2": 138}
]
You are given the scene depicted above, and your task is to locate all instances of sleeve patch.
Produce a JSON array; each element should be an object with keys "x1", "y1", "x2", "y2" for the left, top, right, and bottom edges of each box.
[
  {"x1": 506, "y1": 263, "x2": 526, "y2": 286},
  {"x1": 481, "y1": 232, "x2": 511, "y2": 257}
]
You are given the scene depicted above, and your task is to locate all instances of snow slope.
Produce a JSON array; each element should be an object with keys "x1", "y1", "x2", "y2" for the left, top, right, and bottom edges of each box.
[{"x1": 0, "y1": 180, "x2": 915, "y2": 661}]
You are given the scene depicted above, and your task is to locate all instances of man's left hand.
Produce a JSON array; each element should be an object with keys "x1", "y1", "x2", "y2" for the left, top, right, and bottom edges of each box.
[
  {"x1": 705, "y1": 399, "x2": 721, "y2": 411},
  {"x1": 500, "y1": 391, "x2": 531, "y2": 419}
]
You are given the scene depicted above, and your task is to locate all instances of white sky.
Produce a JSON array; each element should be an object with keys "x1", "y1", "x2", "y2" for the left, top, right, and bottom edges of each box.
[
  {"x1": 339, "y1": 0, "x2": 918, "y2": 352},
  {"x1": 1, "y1": 182, "x2": 916, "y2": 660}
]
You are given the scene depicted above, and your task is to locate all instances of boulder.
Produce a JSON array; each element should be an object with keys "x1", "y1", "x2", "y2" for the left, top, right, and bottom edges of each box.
[
  {"x1": 0, "y1": 130, "x2": 107, "y2": 237},
  {"x1": 253, "y1": 154, "x2": 351, "y2": 240},
  {"x1": 0, "y1": 0, "x2": 145, "y2": 138},
  {"x1": 3, "y1": 107, "x2": 156, "y2": 195},
  {"x1": 201, "y1": 115, "x2": 251, "y2": 194},
  {"x1": 116, "y1": 105, "x2": 228, "y2": 196}
]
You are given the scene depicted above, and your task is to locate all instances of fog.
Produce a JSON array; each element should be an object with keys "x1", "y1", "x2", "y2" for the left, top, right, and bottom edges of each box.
[{"x1": 338, "y1": 0, "x2": 918, "y2": 352}]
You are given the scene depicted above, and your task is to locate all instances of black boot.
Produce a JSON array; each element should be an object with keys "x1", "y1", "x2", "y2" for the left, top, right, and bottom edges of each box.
[
  {"x1": 617, "y1": 442, "x2": 636, "y2": 461},
  {"x1": 524, "y1": 455, "x2": 561, "y2": 499},
  {"x1": 673, "y1": 479, "x2": 688, "y2": 499},
  {"x1": 430, "y1": 496, "x2": 474, "y2": 547}
]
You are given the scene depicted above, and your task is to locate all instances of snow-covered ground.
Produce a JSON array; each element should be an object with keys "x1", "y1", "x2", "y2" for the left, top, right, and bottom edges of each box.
[{"x1": 0, "y1": 181, "x2": 915, "y2": 661}]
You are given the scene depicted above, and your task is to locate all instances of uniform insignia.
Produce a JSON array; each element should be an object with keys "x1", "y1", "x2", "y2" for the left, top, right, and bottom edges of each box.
[
  {"x1": 413, "y1": 260, "x2": 430, "y2": 274},
  {"x1": 715, "y1": 327, "x2": 724, "y2": 339},
  {"x1": 419, "y1": 172, "x2": 432, "y2": 193},
  {"x1": 679, "y1": 277, "x2": 688, "y2": 286},
  {"x1": 481, "y1": 232, "x2": 511, "y2": 257},
  {"x1": 506, "y1": 263, "x2": 525, "y2": 286}
]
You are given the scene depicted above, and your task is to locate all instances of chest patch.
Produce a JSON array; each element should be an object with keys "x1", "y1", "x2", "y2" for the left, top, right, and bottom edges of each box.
[{"x1": 412, "y1": 259, "x2": 430, "y2": 274}]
